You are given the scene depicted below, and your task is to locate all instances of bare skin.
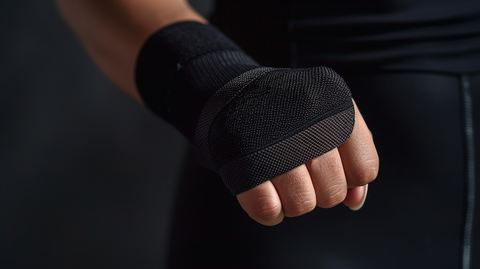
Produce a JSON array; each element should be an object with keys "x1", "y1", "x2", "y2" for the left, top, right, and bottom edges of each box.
[{"x1": 57, "y1": 0, "x2": 379, "y2": 226}]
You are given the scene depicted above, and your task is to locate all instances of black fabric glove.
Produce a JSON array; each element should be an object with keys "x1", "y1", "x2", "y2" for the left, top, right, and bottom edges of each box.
[{"x1": 135, "y1": 21, "x2": 354, "y2": 195}]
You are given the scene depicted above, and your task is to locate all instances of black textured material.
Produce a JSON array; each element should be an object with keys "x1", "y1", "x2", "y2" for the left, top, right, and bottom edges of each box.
[
  {"x1": 135, "y1": 22, "x2": 260, "y2": 142},
  {"x1": 136, "y1": 22, "x2": 355, "y2": 195},
  {"x1": 196, "y1": 66, "x2": 354, "y2": 195}
]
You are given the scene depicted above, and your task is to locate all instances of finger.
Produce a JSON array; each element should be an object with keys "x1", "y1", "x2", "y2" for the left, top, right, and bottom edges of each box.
[
  {"x1": 306, "y1": 148, "x2": 348, "y2": 208},
  {"x1": 270, "y1": 165, "x2": 316, "y2": 218},
  {"x1": 237, "y1": 180, "x2": 284, "y2": 226},
  {"x1": 338, "y1": 100, "x2": 379, "y2": 187},
  {"x1": 343, "y1": 184, "x2": 368, "y2": 210}
]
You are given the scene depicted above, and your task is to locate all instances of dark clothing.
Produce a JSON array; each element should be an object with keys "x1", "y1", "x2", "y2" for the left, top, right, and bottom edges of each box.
[
  {"x1": 167, "y1": 72, "x2": 480, "y2": 269},
  {"x1": 212, "y1": 0, "x2": 480, "y2": 72},
  {"x1": 167, "y1": 0, "x2": 480, "y2": 268}
]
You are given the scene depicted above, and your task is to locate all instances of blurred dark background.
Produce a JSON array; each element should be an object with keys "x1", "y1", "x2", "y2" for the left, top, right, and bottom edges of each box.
[{"x1": 1, "y1": 1, "x2": 212, "y2": 268}]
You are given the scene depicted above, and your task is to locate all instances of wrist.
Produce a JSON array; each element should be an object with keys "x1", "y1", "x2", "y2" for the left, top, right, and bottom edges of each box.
[{"x1": 136, "y1": 21, "x2": 260, "y2": 141}]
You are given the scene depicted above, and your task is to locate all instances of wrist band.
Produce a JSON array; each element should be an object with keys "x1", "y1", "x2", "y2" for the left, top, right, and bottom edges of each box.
[{"x1": 135, "y1": 21, "x2": 260, "y2": 142}]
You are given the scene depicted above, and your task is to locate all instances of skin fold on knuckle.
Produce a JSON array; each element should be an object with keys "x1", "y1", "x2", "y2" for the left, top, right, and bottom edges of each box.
[
  {"x1": 248, "y1": 197, "x2": 283, "y2": 224},
  {"x1": 352, "y1": 158, "x2": 379, "y2": 185},
  {"x1": 317, "y1": 183, "x2": 347, "y2": 208},
  {"x1": 283, "y1": 191, "x2": 316, "y2": 217}
]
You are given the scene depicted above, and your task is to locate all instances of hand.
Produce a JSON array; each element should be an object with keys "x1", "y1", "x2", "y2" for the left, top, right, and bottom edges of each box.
[{"x1": 236, "y1": 100, "x2": 379, "y2": 225}]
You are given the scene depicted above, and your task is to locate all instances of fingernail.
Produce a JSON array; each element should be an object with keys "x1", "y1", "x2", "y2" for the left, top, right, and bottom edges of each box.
[{"x1": 349, "y1": 184, "x2": 368, "y2": 211}]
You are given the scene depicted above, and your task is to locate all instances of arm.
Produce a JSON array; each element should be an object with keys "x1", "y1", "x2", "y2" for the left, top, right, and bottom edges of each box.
[
  {"x1": 57, "y1": 0, "x2": 379, "y2": 226},
  {"x1": 56, "y1": 0, "x2": 206, "y2": 102}
]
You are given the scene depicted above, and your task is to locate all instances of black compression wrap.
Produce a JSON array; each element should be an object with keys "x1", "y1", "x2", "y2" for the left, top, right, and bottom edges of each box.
[
  {"x1": 136, "y1": 22, "x2": 355, "y2": 195},
  {"x1": 135, "y1": 21, "x2": 260, "y2": 142}
]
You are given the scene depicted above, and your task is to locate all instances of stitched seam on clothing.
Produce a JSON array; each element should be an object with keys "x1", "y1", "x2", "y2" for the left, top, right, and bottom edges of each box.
[{"x1": 460, "y1": 73, "x2": 476, "y2": 269}]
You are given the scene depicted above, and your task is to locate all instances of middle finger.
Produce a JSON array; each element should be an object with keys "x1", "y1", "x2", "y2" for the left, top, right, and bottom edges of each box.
[
  {"x1": 306, "y1": 148, "x2": 348, "y2": 208},
  {"x1": 270, "y1": 164, "x2": 316, "y2": 218}
]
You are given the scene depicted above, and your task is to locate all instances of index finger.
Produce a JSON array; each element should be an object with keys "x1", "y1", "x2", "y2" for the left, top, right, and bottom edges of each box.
[{"x1": 337, "y1": 100, "x2": 379, "y2": 187}]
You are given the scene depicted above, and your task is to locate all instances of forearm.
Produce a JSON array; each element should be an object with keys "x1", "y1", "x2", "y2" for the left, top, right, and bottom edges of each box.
[{"x1": 56, "y1": 0, "x2": 206, "y2": 102}]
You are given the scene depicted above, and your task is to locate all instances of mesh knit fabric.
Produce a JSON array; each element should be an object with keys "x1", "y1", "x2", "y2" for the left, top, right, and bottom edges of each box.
[
  {"x1": 135, "y1": 22, "x2": 355, "y2": 195},
  {"x1": 195, "y1": 67, "x2": 354, "y2": 195},
  {"x1": 135, "y1": 22, "x2": 260, "y2": 142}
]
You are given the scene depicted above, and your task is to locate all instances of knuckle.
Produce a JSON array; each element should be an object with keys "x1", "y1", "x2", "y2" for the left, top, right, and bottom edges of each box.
[
  {"x1": 284, "y1": 193, "x2": 316, "y2": 217},
  {"x1": 317, "y1": 184, "x2": 347, "y2": 208},
  {"x1": 250, "y1": 199, "x2": 282, "y2": 222},
  {"x1": 353, "y1": 160, "x2": 379, "y2": 185}
]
